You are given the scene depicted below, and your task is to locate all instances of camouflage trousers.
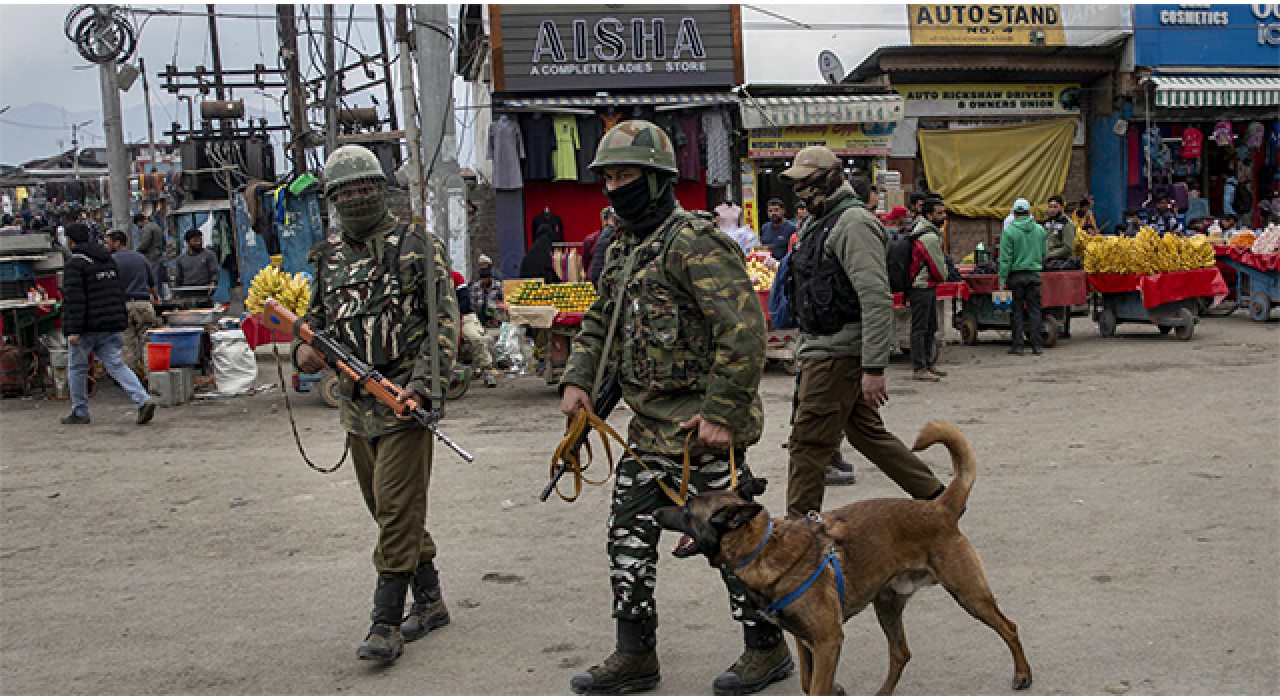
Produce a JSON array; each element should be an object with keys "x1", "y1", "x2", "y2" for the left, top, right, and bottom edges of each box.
[{"x1": 608, "y1": 451, "x2": 769, "y2": 628}]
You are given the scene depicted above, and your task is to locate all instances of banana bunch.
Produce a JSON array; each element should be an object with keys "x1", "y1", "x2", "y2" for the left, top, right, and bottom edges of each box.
[
  {"x1": 246, "y1": 265, "x2": 312, "y2": 315},
  {"x1": 1083, "y1": 227, "x2": 1214, "y2": 274}
]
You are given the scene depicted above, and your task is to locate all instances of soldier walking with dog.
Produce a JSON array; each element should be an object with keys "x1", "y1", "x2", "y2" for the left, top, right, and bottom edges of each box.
[
  {"x1": 782, "y1": 146, "x2": 947, "y2": 519},
  {"x1": 559, "y1": 120, "x2": 793, "y2": 696},
  {"x1": 294, "y1": 145, "x2": 459, "y2": 663}
]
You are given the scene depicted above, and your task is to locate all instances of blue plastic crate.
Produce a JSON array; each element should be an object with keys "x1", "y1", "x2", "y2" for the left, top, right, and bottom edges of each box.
[{"x1": 148, "y1": 327, "x2": 203, "y2": 366}]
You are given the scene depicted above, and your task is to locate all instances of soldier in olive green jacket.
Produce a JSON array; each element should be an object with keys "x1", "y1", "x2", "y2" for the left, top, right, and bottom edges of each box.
[
  {"x1": 783, "y1": 146, "x2": 945, "y2": 521},
  {"x1": 295, "y1": 145, "x2": 458, "y2": 664},
  {"x1": 559, "y1": 120, "x2": 789, "y2": 697}
]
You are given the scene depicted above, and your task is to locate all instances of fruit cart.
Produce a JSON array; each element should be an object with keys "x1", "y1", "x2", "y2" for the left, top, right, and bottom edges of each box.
[
  {"x1": 1087, "y1": 268, "x2": 1228, "y2": 340},
  {"x1": 756, "y1": 289, "x2": 800, "y2": 374},
  {"x1": 1211, "y1": 246, "x2": 1278, "y2": 322},
  {"x1": 953, "y1": 271, "x2": 1085, "y2": 348},
  {"x1": 506, "y1": 281, "x2": 597, "y2": 385}
]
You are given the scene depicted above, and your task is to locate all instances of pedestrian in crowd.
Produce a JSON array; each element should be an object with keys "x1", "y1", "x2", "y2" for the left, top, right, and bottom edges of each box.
[
  {"x1": 1150, "y1": 195, "x2": 1183, "y2": 234},
  {"x1": 132, "y1": 213, "x2": 168, "y2": 292},
  {"x1": 1221, "y1": 213, "x2": 1240, "y2": 235},
  {"x1": 450, "y1": 269, "x2": 497, "y2": 387},
  {"x1": 60, "y1": 223, "x2": 157, "y2": 426},
  {"x1": 294, "y1": 145, "x2": 459, "y2": 663},
  {"x1": 908, "y1": 198, "x2": 948, "y2": 381},
  {"x1": 173, "y1": 229, "x2": 219, "y2": 300},
  {"x1": 471, "y1": 255, "x2": 505, "y2": 329},
  {"x1": 758, "y1": 198, "x2": 795, "y2": 261},
  {"x1": 105, "y1": 230, "x2": 159, "y2": 381},
  {"x1": 1223, "y1": 176, "x2": 1239, "y2": 218},
  {"x1": 560, "y1": 120, "x2": 787, "y2": 696},
  {"x1": 781, "y1": 145, "x2": 947, "y2": 521},
  {"x1": 788, "y1": 201, "x2": 810, "y2": 254},
  {"x1": 587, "y1": 207, "x2": 617, "y2": 289},
  {"x1": 1071, "y1": 195, "x2": 1098, "y2": 233},
  {"x1": 1043, "y1": 195, "x2": 1078, "y2": 260},
  {"x1": 581, "y1": 207, "x2": 608, "y2": 280},
  {"x1": 999, "y1": 198, "x2": 1048, "y2": 356},
  {"x1": 909, "y1": 191, "x2": 928, "y2": 227},
  {"x1": 1124, "y1": 209, "x2": 1145, "y2": 235}
]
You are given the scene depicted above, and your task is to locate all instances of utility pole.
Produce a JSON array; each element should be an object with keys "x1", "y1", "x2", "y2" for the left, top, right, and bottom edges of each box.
[
  {"x1": 414, "y1": 4, "x2": 467, "y2": 275},
  {"x1": 395, "y1": 5, "x2": 424, "y2": 220},
  {"x1": 139, "y1": 57, "x2": 158, "y2": 173},
  {"x1": 99, "y1": 58, "x2": 132, "y2": 231},
  {"x1": 206, "y1": 4, "x2": 226, "y2": 100},
  {"x1": 374, "y1": 4, "x2": 400, "y2": 136},
  {"x1": 324, "y1": 5, "x2": 338, "y2": 156},
  {"x1": 277, "y1": 4, "x2": 310, "y2": 176}
]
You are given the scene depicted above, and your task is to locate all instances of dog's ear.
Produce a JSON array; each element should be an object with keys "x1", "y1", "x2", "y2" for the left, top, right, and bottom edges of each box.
[
  {"x1": 710, "y1": 502, "x2": 763, "y2": 531},
  {"x1": 736, "y1": 477, "x2": 767, "y2": 500}
]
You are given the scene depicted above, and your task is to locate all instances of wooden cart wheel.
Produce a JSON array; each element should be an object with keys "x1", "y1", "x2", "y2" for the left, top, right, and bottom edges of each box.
[
  {"x1": 1157, "y1": 325, "x2": 1172, "y2": 335},
  {"x1": 959, "y1": 315, "x2": 979, "y2": 345},
  {"x1": 1174, "y1": 309, "x2": 1195, "y2": 341},
  {"x1": 782, "y1": 338, "x2": 799, "y2": 376},
  {"x1": 1250, "y1": 294, "x2": 1273, "y2": 322},
  {"x1": 1040, "y1": 319, "x2": 1059, "y2": 348},
  {"x1": 1097, "y1": 309, "x2": 1117, "y2": 338},
  {"x1": 320, "y1": 373, "x2": 342, "y2": 408}
]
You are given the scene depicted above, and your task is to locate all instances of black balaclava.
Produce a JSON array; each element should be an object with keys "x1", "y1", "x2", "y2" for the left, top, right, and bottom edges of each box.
[
  {"x1": 792, "y1": 168, "x2": 844, "y2": 218},
  {"x1": 334, "y1": 179, "x2": 396, "y2": 262},
  {"x1": 606, "y1": 170, "x2": 676, "y2": 235}
]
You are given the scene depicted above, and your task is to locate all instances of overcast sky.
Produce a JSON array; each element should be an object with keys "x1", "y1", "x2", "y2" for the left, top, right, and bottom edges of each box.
[{"x1": 0, "y1": 3, "x2": 913, "y2": 165}]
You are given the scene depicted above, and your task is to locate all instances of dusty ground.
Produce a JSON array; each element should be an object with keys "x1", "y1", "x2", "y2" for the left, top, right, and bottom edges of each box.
[{"x1": 2, "y1": 313, "x2": 1277, "y2": 696}]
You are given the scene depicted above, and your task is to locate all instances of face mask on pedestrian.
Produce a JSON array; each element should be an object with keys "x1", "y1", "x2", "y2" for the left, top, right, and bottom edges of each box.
[
  {"x1": 792, "y1": 169, "x2": 839, "y2": 212},
  {"x1": 604, "y1": 172, "x2": 671, "y2": 225},
  {"x1": 333, "y1": 180, "x2": 388, "y2": 237}
]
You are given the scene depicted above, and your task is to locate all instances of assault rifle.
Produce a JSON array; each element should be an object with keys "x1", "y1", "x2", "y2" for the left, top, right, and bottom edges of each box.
[
  {"x1": 261, "y1": 298, "x2": 473, "y2": 463},
  {"x1": 539, "y1": 373, "x2": 623, "y2": 502}
]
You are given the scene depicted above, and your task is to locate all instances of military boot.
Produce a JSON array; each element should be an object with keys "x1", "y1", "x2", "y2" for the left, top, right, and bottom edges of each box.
[
  {"x1": 356, "y1": 575, "x2": 408, "y2": 662},
  {"x1": 713, "y1": 622, "x2": 794, "y2": 695},
  {"x1": 569, "y1": 617, "x2": 661, "y2": 695},
  {"x1": 403, "y1": 560, "x2": 451, "y2": 642}
]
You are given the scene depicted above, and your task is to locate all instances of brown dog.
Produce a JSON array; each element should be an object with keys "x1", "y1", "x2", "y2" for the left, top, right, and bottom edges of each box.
[{"x1": 654, "y1": 421, "x2": 1032, "y2": 696}]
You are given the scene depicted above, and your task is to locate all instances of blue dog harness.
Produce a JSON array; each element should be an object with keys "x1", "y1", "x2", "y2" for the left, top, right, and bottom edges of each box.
[{"x1": 733, "y1": 518, "x2": 846, "y2": 615}]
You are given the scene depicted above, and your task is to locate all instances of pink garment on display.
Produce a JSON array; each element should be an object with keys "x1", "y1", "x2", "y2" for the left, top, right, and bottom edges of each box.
[
  {"x1": 1180, "y1": 127, "x2": 1203, "y2": 159},
  {"x1": 1246, "y1": 121, "x2": 1265, "y2": 149},
  {"x1": 1212, "y1": 121, "x2": 1235, "y2": 147}
]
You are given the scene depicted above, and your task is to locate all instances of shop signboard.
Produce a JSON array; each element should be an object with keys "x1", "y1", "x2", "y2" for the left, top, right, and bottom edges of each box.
[
  {"x1": 490, "y1": 5, "x2": 743, "y2": 93},
  {"x1": 895, "y1": 83, "x2": 1082, "y2": 118},
  {"x1": 1133, "y1": 4, "x2": 1280, "y2": 67},
  {"x1": 907, "y1": 4, "x2": 1066, "y2": 45},
  {"x1": 747, "y1": 124, "x2": 894, "y2": 158},
  {"x1": 740, "y1": 162, "x2": 758, "y2": 233}
]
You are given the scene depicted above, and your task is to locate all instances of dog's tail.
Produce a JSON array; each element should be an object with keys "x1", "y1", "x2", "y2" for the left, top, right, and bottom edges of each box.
[{"x1": 911, "y1": 421, "x2": 976, "y2": 518}]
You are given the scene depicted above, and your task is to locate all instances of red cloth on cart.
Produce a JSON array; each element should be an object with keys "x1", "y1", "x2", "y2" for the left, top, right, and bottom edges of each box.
[
  {"x1": 553, "y1": 311, "x2": 585, "y2": 326},
  {"x1": 893, "y1": 281, "x2": 971, "y2": 308},
  {"x1": 1088, "y1": 268, "x2": 1228, "y2": 308},
  {"x1": 1040, "y1": 270, "x2": 1088, "y2": 307},
  {"x1": 962, "y1": 274, "x2": 1000, "y2": 295},
  {"x1": 1240, "y1": 253, "x2": 1280, "y2": 272}
]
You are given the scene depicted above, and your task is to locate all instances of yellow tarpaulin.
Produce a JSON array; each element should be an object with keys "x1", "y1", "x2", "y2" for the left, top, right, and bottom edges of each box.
[{"x1": 918, "y1": 118, "x2": 1076, "y2": 220}]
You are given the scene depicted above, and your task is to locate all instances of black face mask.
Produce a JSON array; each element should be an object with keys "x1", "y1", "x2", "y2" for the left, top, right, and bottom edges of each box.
[{"x1": 604, "y1": 176, "x2": 652, "y2": 224}]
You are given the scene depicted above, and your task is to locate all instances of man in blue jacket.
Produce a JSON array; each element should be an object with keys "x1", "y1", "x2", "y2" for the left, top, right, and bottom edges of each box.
[{"x1": 758, "y1": 198, "x2": 795, "y2": 261}]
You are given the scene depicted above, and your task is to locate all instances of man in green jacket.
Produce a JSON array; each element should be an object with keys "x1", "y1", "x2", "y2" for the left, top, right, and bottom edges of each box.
[
  {"x1": 908, "y1": 198, "x2": 950, "y2": 381},
  {"x1": 999, "y1": 198, "x2": 1048, "y2": 356},
  {"x1": 1042, "y1": 194, "x2": 1077, "y2": 261},
  {"x1": 783, "y1": 146, "x2": 946, "y2": 520}
]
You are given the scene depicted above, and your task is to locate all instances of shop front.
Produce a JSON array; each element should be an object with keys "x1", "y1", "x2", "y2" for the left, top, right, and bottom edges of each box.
[
  {"x1": 486, "y1": 4, "x2": 744, "y2": 279},
  {"x1": 1126, "y1": 4, "x2": 1280, "y2": 232}
]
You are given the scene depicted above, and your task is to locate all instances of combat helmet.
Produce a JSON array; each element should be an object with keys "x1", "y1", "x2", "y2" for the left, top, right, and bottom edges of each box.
[
  {"x1": 323, "y1": 145, "x2": 386, "y2": 197},
  {"x1": 589, "y1": 120, "x2": 678, "y2": 175}
]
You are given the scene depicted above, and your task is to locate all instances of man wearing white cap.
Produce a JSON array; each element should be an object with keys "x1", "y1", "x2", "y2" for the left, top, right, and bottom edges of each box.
[{"x1": 998, "y1": 198, "x2": 1048, "y2": 356}]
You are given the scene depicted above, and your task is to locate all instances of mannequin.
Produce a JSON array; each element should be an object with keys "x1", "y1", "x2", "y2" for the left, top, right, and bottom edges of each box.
[
  {"x1": 531, "y1": 205, "x2": 565, "y2": 242},
  {"x1": 714, "y1": 199, "x2": 742, "y2": 230}
]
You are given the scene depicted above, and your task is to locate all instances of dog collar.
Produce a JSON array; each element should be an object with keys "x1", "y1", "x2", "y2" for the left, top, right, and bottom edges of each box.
[
  {"x1": 765, "y1": 546, "x2": 845, "y2": 615},
  {"x1": 734, "y1": 521, "x2": 773, "y2": 570}
]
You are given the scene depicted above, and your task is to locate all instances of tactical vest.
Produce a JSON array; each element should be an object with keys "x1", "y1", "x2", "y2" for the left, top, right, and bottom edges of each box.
[
  {"x1": 318, "y1": 225, "x2": 425, "y2": 367},
  {"x1": 601, "y1": 209, "x2": 719, "y2": 392},
  {"x1": 785, "y1": 202, "x2": 862, "y2": 335}
]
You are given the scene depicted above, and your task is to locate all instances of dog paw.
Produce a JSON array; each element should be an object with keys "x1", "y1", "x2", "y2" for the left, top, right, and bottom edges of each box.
[{"x1": 1012, "y1": 672, "x2": 1033, "y2": 690}]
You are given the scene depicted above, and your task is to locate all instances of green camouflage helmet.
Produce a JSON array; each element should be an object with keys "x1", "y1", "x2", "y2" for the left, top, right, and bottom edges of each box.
[
  {"x1": 323, "y1": 145, "x2": 386, "y2": 196},
  {"x1": 589, "y1": 119, "x2": 678, "y2": 175}
]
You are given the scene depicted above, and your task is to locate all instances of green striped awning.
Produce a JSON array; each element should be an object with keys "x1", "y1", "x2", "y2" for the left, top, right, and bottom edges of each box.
[
  {"x1": 1152, "y1": 75, "x2": 1280, "y2": 108},
  {"x1": 739, "y1": 94, "x2": 904, "y2": 129},
  {"x1": 500, "y1": 93, "x2": 736, "y2": 108}
]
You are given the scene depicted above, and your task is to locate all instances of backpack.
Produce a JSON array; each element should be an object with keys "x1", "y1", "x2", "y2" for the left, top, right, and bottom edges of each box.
[
  {"x1": 1233, "y1": 182, "x2": 1253, "y2": 215},
  {"x1": 784, "y1": 201, "x2": 861, "y2": 335},
  {"x1": 767, "y1": 253, "x2": 795, "y2": 330},
  {"x1": 887, "y1": 230, "x2": 924, "y2": 294}
]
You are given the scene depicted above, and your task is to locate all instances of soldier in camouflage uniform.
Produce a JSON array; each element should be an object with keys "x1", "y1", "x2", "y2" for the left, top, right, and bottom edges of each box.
[
  {"x1": 559, "y1": 121, "x2": 793, "y2": 695},
  {"x1": 295, "y1": 145, "x2": 459, "y2": 663}
]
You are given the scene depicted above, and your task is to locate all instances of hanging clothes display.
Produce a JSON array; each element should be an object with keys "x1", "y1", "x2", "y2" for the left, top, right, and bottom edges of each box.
[
  {"x1": 677, "y1": 113, "x2": 703, "y2": 181},
  {"x1": 1246, "y1": 121, "x2": 1265, "y2": 149},
  {"x1": 551, "y1": 115, "x2": 580, "y2": 181},
  {"x1": 702, "y1": 110, "x2": 732, "y2": 186},
  {"x1": 489, "y1": 115, "x2": 526, "y2": 190},
  {"x1": 519, "y1": 113, "x2": 556, "y2": 181},
  {"x1": 1212, "y1": 120, "x2": 1235, "y2": 147},
  {"x1": 1180, "y1": 126, "x2": 1203, "y2": 159},
  {"x1": 576, "y1": 114, "x2": 603, "y2": 184},
  {"x1": 600, "y1": 109, "x2": 623, "y2": 132}
]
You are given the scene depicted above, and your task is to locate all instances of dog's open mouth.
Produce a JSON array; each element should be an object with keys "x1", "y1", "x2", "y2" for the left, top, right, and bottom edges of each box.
[{"x1": 672, "y1": 534, "x2": 698, "y2": 558}]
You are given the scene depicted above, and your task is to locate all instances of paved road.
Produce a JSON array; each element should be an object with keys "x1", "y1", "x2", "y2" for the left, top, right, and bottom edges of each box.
[{"x1": 2, "y1": 313, "x2": 1276, "y2": 695}]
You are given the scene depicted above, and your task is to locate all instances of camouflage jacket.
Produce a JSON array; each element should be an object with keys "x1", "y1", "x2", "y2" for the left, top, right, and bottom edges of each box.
[
  {"x1": 304, "y1": 221, "x2": 459, "y2": 438},
  {"x1": 560, "y1": 207, "x2": 767, "y2": 456}
]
